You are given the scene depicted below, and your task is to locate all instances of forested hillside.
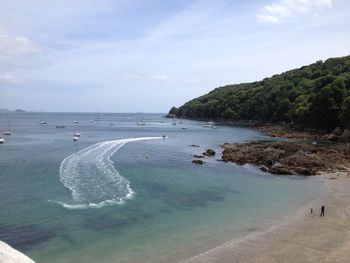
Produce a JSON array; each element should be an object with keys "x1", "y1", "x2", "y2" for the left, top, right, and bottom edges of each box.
[{"x1": 169, "y1": 55, "x2": 350, "y2": 130}]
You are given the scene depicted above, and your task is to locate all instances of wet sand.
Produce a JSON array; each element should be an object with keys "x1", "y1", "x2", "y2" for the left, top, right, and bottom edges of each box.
[{"x1": 182, "y1": 172, "x2": 350, "y2": 263}]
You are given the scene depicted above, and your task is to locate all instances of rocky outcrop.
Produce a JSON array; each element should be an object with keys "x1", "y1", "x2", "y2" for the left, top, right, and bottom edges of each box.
[
  {"x1": 0, "y1": 241, "x2": 35, "y2": 263},
  {"x1": 203, "y1": 149, "x2": 216, "y2": 157},
  {"x1": 192, "y1": 160, "x2": 204, "y2": 165},
  {"x1": 221, "y1": 141, "x2": 350, "y2": 175},
  {"x1": 193, "y1": 154, "x2": 205, "y2": 158},
  {"x1": 255, "y1": 124, "x2": 350, "y2": 142},
  {"x1": 255, "y1": 124, "x2": 323, "y2": 140}
]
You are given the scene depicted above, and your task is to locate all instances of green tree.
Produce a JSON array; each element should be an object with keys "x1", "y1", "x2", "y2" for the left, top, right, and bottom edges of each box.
[{"x1": 339, "y1": 96, "x2": 350, "y2": 128}]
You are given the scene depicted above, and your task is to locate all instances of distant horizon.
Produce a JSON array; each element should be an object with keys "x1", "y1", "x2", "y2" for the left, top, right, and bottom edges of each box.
[{"x1": 0, "y1": 109, "x2": 167, "y2": 114}]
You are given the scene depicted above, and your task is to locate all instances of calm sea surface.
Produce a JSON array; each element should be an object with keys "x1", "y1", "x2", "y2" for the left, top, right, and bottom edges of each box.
[{"x1": 0, "y1": 112, "x2": 322, "y2": 263}]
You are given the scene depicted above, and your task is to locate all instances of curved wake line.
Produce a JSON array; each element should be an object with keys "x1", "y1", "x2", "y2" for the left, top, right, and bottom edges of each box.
[{"x1": 54, "y1": 137, "x2": 162, "y2": 209}]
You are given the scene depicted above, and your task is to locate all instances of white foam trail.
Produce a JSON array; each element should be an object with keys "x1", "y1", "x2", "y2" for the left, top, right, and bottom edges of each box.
[{"x1": 55, "y1": 137, "x2": 162, "y2": 209}]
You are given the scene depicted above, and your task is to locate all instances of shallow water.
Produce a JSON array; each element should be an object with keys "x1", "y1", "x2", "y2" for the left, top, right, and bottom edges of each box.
[{"x1": 0, "y1": 112, "x2": 323, "y2": 263}]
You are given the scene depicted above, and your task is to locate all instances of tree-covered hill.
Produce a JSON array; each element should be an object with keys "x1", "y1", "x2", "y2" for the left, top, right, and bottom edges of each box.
[{"x1": 169, "y1": 55, "x2": 350, "y2": 130}]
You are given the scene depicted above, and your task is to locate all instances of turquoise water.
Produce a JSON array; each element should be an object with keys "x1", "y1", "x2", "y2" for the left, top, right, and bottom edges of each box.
[{"x1": 0, "y1": 113, "x2": 322, "y2": 262}]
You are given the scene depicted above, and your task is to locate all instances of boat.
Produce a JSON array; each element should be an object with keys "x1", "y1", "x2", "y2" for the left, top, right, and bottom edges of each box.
[
  {"x1": 137, "y1": 112, "x2": 146, "y2": 126},
  {"x1": 3, "y1": 114, "x2": 11, "y2": 135},
  {"x1": 73, "y1": 135, "x2": 79, "y2": 141},
  {"x1": 0, "y1": 137, "x2": 4, "y2": 144},
  {"x1": 40, "y1": 110, "x2": 47, "y2": 124},
  {"x1": 93, "y1": 112, "x2": 101, "y2": 121},
  {"x1": 203, "y1": 121, "x2": 217, "y2": 129},
  {"x1": 73, "y1": 132, "x2": 81, "y2": 137},
  {"x1": 56, "y1": 125, "x2": 66, "y2": 128},
  {"x1": 73, "y1": 121, "x2": 79, "y2": 124},
  {"x1": 3, "y1": 130, "x2": 11, "y2": 135}
]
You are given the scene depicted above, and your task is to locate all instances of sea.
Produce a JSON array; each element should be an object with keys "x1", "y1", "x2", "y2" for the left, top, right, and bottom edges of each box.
[{"x1": 0, "y1": 112, "x2": 323, "y2": 263}]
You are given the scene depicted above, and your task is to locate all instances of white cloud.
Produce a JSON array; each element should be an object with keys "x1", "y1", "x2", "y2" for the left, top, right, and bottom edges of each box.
[
  {"x1": 0, "y1": 27, "x2": 40, "y2": 57},
  {"x1": 0, "y1": 73, "x2": 17, "y2": 83},
  {"x1": 151, "y1": 74, "x2": 173, "y2": 83},
  {"x1": 257, "y1": 0, "x2": 332, "y2": 23}
]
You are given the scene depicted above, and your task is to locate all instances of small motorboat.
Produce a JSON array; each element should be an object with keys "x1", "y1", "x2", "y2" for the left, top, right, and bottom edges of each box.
[
  {"x1": 203, "y1": 121, "x2": 217, "y2": 129},
  {"x1": 56, "y1": 125, "x2": 66, "y2": 128},
  {"x1": 73, "y1": 132, "x2": 81, "y2": 137},
  {"x1": 0, "y1": 137, "x2": 4, "y2": 144},
  {"x1": 40, "y1": 120, "x2": 47, "y2": 124},
  {"x1": 73, "y1": 136, "x2": 79, "y2": 141},
  {"x1": 73, "y1": 121, "x2": 79, "y2": 124}
]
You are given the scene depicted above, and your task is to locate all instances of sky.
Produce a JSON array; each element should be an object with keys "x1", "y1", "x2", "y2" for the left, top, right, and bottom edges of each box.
[{"x1": 0, "y1": 0, "x2": 350, "y2": 112}]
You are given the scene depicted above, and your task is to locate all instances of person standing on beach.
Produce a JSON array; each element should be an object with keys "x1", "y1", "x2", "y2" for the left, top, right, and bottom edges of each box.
[{"x1": 320, "y1": 206, "x2": 325, "y2": 217}]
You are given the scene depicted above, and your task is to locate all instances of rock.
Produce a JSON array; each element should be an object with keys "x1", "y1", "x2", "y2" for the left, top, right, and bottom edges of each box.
[
  {"x1": 327, "y1": 127, "x2": 342, "y2": 141},
  {"x1": 220, "y1": 140, "x2": 349, "y2": 176},
  {"x1": 260, "y1": 166, "x2": 268, "y2": 172},
  {"x1": 203, "y1": 148, "x2": 216, "y2": 157},
  {"x1": 332, "y1": 127, "x2": 343, "y2": 136},
  {"x1": 327, "y1": 133, "x2": 338, "y2": 141},
  {"x1": 339, "y1": 128, "x2": 350, "y2": 141},
  {"x1": 192, "y1": 160, "x2": 204, "y2": 165}
]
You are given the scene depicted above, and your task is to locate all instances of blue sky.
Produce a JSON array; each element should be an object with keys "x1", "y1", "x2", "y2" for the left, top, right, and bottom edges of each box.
[{"x1": 1, "y1": 0, "x2": 350, "y2": 112}]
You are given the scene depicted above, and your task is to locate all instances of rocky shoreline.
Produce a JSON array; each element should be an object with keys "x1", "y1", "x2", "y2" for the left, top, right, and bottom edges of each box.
[
  {"x1": 221, "y1": 141, "x2": 350, "y2": 175},
  {"x1": 255, "y1": 124, "x2": 350, "y2": 142}
]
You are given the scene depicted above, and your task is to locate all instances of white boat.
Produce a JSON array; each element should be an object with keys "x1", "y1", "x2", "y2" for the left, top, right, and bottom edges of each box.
[
  {"x1": 73, "y1": 136, "x2": 79, "y2": 141},
  {"x1": 3, "y1": 114, "x2": 11, "y2": 135},
  {"x1": 93, "y1": 112, "x2": 101, "y2": 121},
  {"x1": 137, "y1": 112, "x2": 146, "y2": 126},
  {"x1": 73, "y1": 132, "x2": 81, "y2": 137},
  {"x1": 0, "y1": 137, "x2": 4, "y2": 144},
  {"x1": 40, "y1": 110, "x2": 47, "y2": 124},
  {"x1": 3, "y1": 130, "x2": 11, "y2": 135},
  {"x1": 73, "y1": 121, "x2": 79, "y2": 124},
  {"x1": 203, "y1": 121, "x2": 217, "y2": 129}
]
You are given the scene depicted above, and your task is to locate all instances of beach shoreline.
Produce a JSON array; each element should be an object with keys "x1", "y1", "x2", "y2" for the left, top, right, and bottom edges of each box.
[{"x1": 181, "y1": 171, "x2": 350, "y2": 263}]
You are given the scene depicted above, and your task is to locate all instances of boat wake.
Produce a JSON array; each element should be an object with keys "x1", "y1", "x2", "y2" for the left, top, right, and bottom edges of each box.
[{"x1": 53, "y1": 137, "x2": 162, "y2": 209}]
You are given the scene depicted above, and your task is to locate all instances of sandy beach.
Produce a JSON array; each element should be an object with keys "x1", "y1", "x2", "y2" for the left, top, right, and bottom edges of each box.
[{"x1": 182, "y1": 171, "x2": 350, "y2": 263}]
